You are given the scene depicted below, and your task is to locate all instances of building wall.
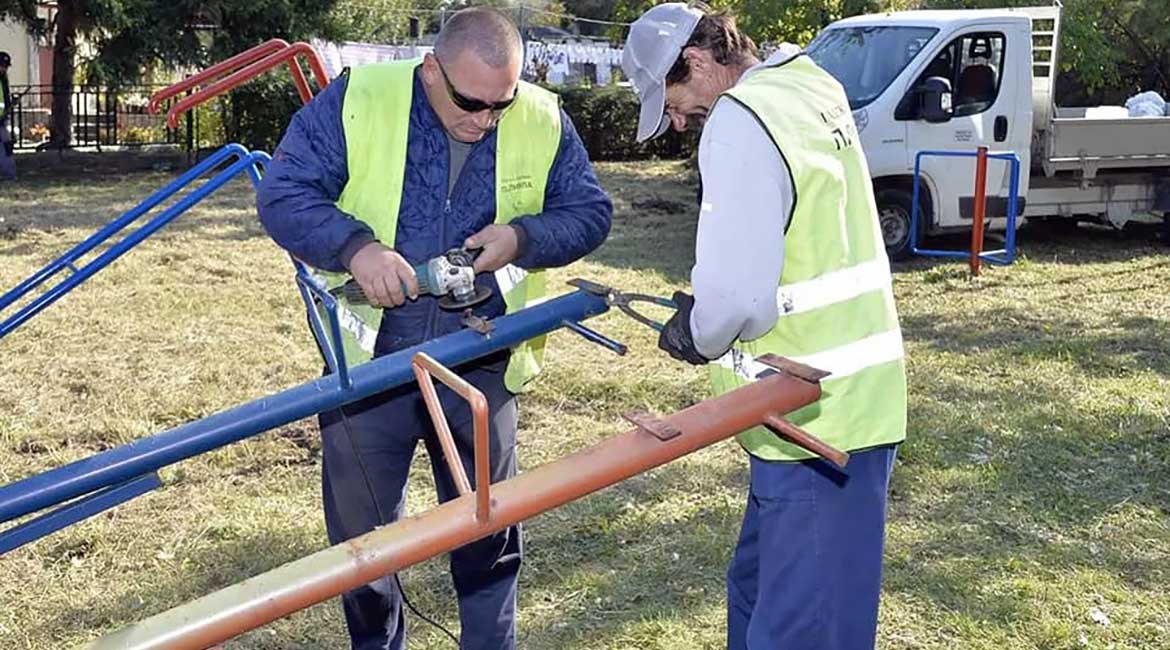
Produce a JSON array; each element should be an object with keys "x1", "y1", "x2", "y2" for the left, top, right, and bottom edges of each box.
[{"x1": 0, "y1": 20, "x2": 38, "y2": 87}]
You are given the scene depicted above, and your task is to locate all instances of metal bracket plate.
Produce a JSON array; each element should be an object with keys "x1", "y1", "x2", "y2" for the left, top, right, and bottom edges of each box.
[
  {"x1": 461, "y1": 310, "x2": 495, "y2": 335},
  {"x1": 622, "y1": 410, "x2": 682, "y2": 441},
  {"x1": 567, "y1": 277, "x2": 612, "y2": 297},
  {"x1": 756, "y1": 353, "x2": 831, "y2": 383}
]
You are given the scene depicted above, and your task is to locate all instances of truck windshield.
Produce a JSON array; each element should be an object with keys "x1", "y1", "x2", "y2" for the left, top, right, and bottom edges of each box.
[{"x1": 807, "y1": 26, "x2": 938, "y2": 109}]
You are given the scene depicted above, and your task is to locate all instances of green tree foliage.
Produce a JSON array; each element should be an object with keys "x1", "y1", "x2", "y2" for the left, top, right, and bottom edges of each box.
[
  {"x1": 607, "y1": 0, "x2": 1167, "y2": 103},
  {"x1": 609, "y1": 0, "x2": 913, "y2": 44},
  {"x1": 0, "y1": 0, "x2": 349, "y2": 147}
]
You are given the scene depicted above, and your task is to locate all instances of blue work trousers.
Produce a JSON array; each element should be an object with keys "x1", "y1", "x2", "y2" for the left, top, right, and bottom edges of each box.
[
  {"x1": 320, "y1": 354, "x2": 521, "y2": 650},
  {"x1": 727, "y1": 444, "x2": 897, "y2": 650}
]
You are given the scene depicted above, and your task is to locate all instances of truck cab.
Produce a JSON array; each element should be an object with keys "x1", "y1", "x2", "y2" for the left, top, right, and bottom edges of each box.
[{"x1": 807, "y1": 4, "x2": 1170, "y2": 258}]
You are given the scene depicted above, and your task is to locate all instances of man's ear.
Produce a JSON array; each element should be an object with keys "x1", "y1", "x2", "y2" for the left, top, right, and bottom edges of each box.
[
  {"x1": 420, "y1": 53, "x2": 440, "y2": 85},
  {"x1": 682, "y1": 46, "x2": 713, "y2": 74}
]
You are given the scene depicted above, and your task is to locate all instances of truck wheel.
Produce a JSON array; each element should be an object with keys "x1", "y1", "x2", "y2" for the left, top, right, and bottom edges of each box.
[{"x1": 875, "y1": 188, "x2": 922, "y2": 261}]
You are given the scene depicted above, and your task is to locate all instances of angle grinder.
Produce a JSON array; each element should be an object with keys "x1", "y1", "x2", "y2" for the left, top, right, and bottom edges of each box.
[{"x1": 333, "y1": 246, "x2": 492, "y2": 310}]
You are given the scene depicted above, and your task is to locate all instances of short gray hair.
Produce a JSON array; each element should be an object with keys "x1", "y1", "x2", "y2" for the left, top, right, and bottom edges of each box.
[{"x1": 434, "y1": 8, "x2": 523, "y2": 69}]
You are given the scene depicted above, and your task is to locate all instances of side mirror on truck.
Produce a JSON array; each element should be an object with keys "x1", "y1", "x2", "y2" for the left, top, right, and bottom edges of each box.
[{"x1": 920, "y1": 76, "x2": 954, "y2": 123}]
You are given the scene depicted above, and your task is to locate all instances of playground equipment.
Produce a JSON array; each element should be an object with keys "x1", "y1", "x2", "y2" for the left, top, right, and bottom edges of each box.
[
  {"x1": 909, "y1": 146, "x2": 1023, "y2": 276},
  {"x1": 151, "y1": 40, "x2": 329, "y2": 129},
  {"x1": 86, "y1": 353, "x2": 827, "y2": 650},
  {"x1": 0, "y1": 40, "x2": 331, "y2": 342},
  {"x1": 1, "y1": 41, "x2": 846, "y2": 646},
  {"x1": 0, "y1": 145, "x2": 270, "y2": 340},
  {"x1": 0, "y1": 286, "x2": 616, "y2": 553}
]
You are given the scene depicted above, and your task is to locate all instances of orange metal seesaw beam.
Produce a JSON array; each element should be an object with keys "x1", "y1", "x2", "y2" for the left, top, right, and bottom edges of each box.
[{"x1": 85, "y1": 353, "x2": 833, "y2": 650}]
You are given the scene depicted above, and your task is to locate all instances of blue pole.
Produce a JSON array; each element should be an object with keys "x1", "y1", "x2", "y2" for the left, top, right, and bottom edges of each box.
[
  {"x1": 0, "y1": 151, "x2": 266, "y2": 339},
  {"x1": 0, "y1": 289, "x2": 610, "y2": 524},
  {"x1": 1003, "y1": 154, "x2": 1020, "y2": 263},
  {"x1": 0, "y1": 473, "x2": 162, "y2": 555},
  {"x1": 909, "y1": 151, "x2": 925, "y2": 255},
  {"x1": 0, "y1": 144, "x2": 251, "y2": 314}
]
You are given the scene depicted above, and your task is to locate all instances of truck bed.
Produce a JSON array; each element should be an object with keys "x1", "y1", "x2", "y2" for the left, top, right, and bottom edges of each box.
[{"x1": 1041, "y1": 107, "x2": 1170, "y2": 176}]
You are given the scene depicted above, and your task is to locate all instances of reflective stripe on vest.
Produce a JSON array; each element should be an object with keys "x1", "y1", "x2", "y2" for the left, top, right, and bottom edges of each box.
[
  {"x1": 709, "y1": 54, "x2": 908, "y2": 461},
  {"x1": 314, "y1": 60, "x2": 562, "y2": 393}
]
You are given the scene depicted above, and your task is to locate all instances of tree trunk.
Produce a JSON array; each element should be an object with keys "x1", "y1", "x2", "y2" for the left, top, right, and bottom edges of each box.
[{"x1": 49, "y1": 0, "x2": 79, "y2": 150}]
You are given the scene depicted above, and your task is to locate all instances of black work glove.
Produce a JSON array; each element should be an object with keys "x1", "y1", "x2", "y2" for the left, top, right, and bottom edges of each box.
[{"x1": 657, "y1": 291, "x2": 709, "y2": 366}]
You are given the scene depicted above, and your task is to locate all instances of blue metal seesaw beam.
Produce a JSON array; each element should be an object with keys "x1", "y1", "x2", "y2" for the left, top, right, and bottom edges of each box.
[
  {"x1": 0, "y1": 288, "x2": 611, "y2": 548},
  {"x1": 0, "y1": 144, "x2": 268, "y2": 340}
]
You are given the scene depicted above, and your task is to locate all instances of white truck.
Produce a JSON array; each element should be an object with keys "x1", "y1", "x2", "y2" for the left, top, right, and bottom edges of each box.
[{"x1": 805, "y1": 2, "x2": 1170, "y2": 258}]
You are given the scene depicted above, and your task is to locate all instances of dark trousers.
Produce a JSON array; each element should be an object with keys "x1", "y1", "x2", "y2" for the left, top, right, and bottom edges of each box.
[
  {"x1": 727, "y1": 445, "x2": 897, "y2": 650},
  {"x1": 0, "y1": 121, "x2": 14, "y2": 180},
  {"x1": 320, "y1": 357, "x2": 521, "y2": 650}
]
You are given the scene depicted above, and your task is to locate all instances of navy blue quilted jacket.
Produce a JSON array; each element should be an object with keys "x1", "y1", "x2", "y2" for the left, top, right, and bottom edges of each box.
[{"x1": 258, "y1": 70, "x2": 612, "y2": 357}]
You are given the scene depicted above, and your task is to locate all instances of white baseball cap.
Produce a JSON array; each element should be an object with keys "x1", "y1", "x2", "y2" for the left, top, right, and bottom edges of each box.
[{"x1": 621, "y1": 3, "x2": 704, "y2": 142}]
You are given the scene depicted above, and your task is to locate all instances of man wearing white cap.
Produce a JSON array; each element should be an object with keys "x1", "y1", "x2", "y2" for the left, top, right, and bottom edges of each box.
[{"x1": 622, "y1": 4, "x2": 906, "y2": 649}]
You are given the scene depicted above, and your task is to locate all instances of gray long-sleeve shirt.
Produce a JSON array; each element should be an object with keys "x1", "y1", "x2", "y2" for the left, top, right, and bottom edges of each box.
[{"x1": 689, "y1": 46, "x2": 801, "y2": 360}]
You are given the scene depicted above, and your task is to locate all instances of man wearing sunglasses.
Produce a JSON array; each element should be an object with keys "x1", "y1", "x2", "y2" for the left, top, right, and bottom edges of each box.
[{"x1": 258, "y1": 8, "x2": 611, "y2": 650}]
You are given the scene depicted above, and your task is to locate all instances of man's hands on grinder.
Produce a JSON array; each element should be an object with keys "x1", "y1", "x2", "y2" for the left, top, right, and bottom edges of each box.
[
  {"x1": 347, "y1": 242, "x2": 419, "y2": 308},
  {"x1": 465, "y1": 224, "x2": 524, "y2": 273}
]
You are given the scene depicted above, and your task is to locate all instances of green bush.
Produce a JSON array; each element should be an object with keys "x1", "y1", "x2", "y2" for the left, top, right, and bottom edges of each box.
[
  {"x1": 223, "y1": 70, "x2": 306, "y2": 152},
  {"x1": 552, "y1": 84, "x2": 696, "y2": 161}
]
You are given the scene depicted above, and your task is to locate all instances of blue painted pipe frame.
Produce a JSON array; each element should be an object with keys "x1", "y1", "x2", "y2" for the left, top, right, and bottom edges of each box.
[
  {"x1": 0, "y1": 289, "x2": 611, "y2": 533},
  {"x1": 909, "y1": 149, "x2": 1022, "y2": 265},
  {"x1": 0, "y1": 143, "x2": 612, "y2": 555},
  {"x1": 0, "y1": 473, "x2": 162, "y2": 555},
  {"x1": 0, "y1": 144, "x2": 269, "y2": 340}
]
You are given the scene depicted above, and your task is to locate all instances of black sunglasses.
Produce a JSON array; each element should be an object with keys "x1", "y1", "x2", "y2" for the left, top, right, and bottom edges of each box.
[{"x1": 437, "y1": 61, "x2": 518, "y2": 114}]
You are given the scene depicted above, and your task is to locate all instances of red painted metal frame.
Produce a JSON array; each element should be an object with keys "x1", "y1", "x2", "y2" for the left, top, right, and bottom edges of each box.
[
  {"x1": 412, "y1": 352, "x2": 492, "y2": 522},
  {"x1": 157, "y1": 42, "x2": 330, "y2": 128},
  {"x1": 147, "y1": 39, "x2": 305, "y2": 115},
  {"x1": 969, "y1": 145, "x2": 989, "y2": 277}
]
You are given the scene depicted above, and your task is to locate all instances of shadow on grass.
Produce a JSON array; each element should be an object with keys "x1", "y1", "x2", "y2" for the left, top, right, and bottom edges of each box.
[
  {"x1": 894, "y1": 222, "x2": 1169, "y2": 275},
  {"x1": 34, "y1": 445, "x2": 745, "y2": 649},
  {"x1": 591, "y1": 163, "x2": 699, "y2": 285},
  {"x1": 901, "y1": 307, "x2": 1170, "y2": 379},
  {"x1": 0, "y1": 173, "x2": 264, "y2": 246}
]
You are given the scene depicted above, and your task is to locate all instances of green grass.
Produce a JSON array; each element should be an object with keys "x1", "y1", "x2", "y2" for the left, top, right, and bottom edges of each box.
[{"x1": 1, "y1": 162, "x2": 1168, "y2": 649}]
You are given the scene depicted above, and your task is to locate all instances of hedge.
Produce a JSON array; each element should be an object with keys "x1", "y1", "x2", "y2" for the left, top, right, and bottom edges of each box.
[{"x1": 551, "y1": 84, "x2": 696, "y2": 161}]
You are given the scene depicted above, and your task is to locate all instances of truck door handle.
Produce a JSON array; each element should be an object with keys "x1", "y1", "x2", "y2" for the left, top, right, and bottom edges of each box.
[{"x1": 994, "y1": 115, "x2": 1008, "y2": 142}]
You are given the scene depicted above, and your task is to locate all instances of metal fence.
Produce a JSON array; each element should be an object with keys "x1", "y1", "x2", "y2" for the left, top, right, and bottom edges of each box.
[{"x1": 3, "y1": 84, "x2": 200, "y2": 152}]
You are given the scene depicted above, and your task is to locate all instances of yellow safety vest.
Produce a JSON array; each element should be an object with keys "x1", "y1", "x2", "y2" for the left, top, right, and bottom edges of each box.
[
  {"x1": 317, "y1": 60, "x2": 561, "y2": 393},
  {"x1": 709, "y1": 55, "x2": 908, "y2": 460}
]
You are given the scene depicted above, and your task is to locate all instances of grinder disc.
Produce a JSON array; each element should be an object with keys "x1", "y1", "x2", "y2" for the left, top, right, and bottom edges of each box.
[{"x1": 438, "y1": 285, "x2": 492, "y2": 311}]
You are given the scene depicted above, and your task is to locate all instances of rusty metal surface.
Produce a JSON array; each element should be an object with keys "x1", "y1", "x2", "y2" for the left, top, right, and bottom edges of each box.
[
  {"x1": 461, "y1": 310, "x2": 495, "y2": 335},
  {"x1": 756, "y1": 353, "x2": 832, "y2": 383},
  {"x1": 86, "y1": 368, "x2": 822, "y2": 650},
  {"x1": 412, "y1": 356, "x2": 473, "y2": 497},
  {"x1": 622, "y1": 410, "x2": 682, "y2": 441},
  {"x1": 762, "y1": 413, "x2": 850, "y2": 469},
  {"x1": 411, "y1": 353, "x2": 491, "y2": 522}
]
